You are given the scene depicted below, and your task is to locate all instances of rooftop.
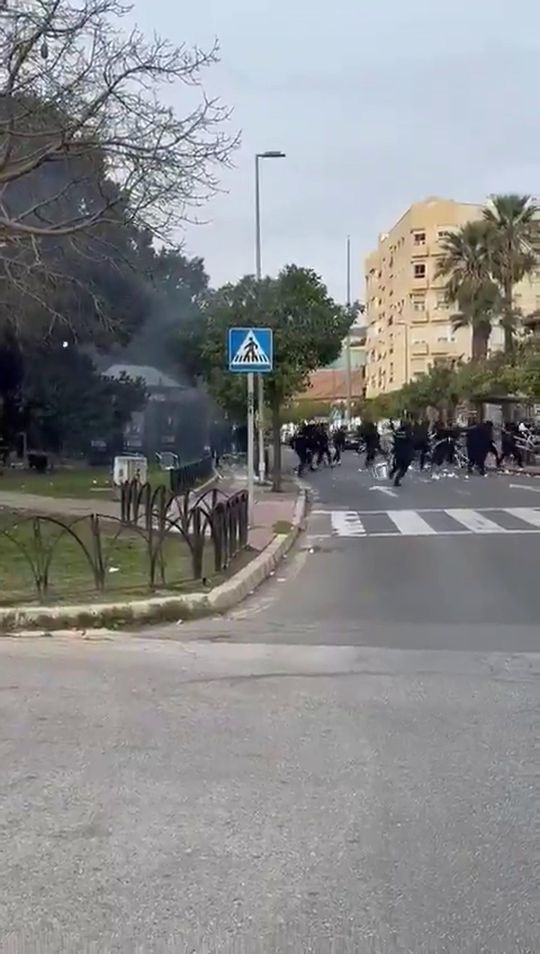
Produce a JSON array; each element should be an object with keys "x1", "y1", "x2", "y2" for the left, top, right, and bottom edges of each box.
[{"x1": 103, "y1": 364, "x2": 184, "y2": 389}]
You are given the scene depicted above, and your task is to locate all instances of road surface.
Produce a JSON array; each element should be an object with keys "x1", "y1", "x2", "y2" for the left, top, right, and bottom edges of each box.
[{"x1": 0, "y1": 456, "x2": 538, "y2": 952}]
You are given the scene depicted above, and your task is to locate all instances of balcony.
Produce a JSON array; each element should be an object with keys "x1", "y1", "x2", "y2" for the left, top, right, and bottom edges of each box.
[
  {"x1": 431, "y1": 339, "x2": 456, "y2": 356},
  {"x1": 411, "y1": 341, "x2": 429, "y2": 356}
]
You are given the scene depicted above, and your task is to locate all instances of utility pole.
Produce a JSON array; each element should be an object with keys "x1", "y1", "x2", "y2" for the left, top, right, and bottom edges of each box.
[
  {"x1": 254, "y1": 151, "x2": 285, "y2": 482},
  {"x1": 345, "y1": 235, "x2": 352, "y2": 424}
]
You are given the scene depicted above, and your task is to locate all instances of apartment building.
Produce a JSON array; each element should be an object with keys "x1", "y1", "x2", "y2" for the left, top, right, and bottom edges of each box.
[{"x1": 364, "y1": 197, "x2": 540, "y2": 398}]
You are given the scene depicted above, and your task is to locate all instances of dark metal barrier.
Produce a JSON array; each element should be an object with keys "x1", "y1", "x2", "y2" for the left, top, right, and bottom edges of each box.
[
  {"x1": 169, "y1": 454, "x2": 214, "y2": 495},
  {"x1": 0, "y1": 488, "x2": 249, "y2": 604}
]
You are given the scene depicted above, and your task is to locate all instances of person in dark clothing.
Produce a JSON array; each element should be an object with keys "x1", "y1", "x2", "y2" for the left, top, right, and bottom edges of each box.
[
  {"x1": 484, "y1": 420, "x2": 501, "y2": 468},
  {"x1": 431, "y1": 421, "x2": 456, "y2": 468},
  {"x1": 315, "y1": 423, "x2": 332, "y2": 467},
  {"x1": 466, "y1": 420, "x2": 491, "y2": 475},
  {"x1": 412, "y1": 419, "x2": 430, "y2": 470},
  {"x1": 332, "y1": 426, "x2": 346, "y2": 464},
  {"x1": 360, "y1": 420, "x2": 380, "y2": 467},
  {"x1": 499, "y1": 423, "x2": 523, "y2": 468},
  {"x1": 302, "y1": 423, "x2": 318, "y2": 469},
  {"x1": 389, "y1": 421, "x2": 414, "y2": 486},
  {"x1": 292, "y1": 427, "x2": 310, "y2": 477}
]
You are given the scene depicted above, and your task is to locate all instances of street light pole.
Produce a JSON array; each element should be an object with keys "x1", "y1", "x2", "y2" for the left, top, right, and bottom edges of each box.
[
  {"x1": 254, "y1": 150, "x2": 285, "y2": 484},
  {"x1": 255, "y1": 155, "x2": 262, "y2": 281},
  {"x1": 345, "y1": 235, "x2": 352, "y2": 424}
]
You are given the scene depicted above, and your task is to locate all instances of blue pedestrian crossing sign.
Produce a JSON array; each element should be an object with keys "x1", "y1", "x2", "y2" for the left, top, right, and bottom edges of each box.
[{"x1": 228, "y1": 327, "x2": 273, "y2": 373}]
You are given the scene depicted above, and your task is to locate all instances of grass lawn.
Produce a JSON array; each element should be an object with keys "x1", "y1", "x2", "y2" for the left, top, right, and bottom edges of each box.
[
  {"x1": 0, "y1": 510, "x2": 252, "y2": 607},
  {"x1": 0, "y1": 465, "x2": 169, "y2": 500}
]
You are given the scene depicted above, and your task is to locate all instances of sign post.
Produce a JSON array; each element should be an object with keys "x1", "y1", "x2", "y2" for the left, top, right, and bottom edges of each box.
[
  {"x1": 246, "y1": 373, "x2": 255, "y2": 524},
  {"x1": 228, "y1": 327, "x2": 273, "y2": 525}
]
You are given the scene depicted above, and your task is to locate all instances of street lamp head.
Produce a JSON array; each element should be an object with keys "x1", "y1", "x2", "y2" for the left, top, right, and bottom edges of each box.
[{"x1": 258, "y1": 150, "x2": 286, "y2": 159}]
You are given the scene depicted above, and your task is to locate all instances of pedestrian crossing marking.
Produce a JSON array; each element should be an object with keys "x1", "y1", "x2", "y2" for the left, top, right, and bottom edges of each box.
[
  {"x1": 330, "y1": 511, "x2": 365, "y2": 536},
  {"x1": 506, "y1": 507, "x2": 540, "y2": 528},
  {"x1": 323, "y1": 507, "x2": 540, "y2": 538},
  {"x1": 231, "y1": 330, "x2": 270, "y2": 367},
  {"x1": 444, "y1": 509, "x2": 507, "y2": 534},
  {"x1": 386, "y1": 510, "x2": 437, "y2": 536}
]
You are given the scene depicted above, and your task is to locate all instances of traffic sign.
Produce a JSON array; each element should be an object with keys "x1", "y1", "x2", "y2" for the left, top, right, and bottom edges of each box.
[{"x1": 228, "y1": 327, "x2": 273, "y2": 373}]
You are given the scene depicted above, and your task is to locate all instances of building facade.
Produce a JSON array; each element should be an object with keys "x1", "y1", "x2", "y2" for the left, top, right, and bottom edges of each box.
[{"x1": 364, "y1": 197, "x2": 540, "y2": 398}]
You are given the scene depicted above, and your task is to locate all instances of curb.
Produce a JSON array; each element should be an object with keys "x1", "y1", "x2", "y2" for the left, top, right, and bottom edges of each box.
[{"x1": 0, "y1": 490, "x2": 308, "y2": 635}]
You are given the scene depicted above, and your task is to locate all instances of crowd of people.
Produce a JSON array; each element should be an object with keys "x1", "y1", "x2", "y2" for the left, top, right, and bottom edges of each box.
[
  {"x1": 291, "y1": 422, "x2": 347, "y2": 476},
  {"x1": 290, "y1": 417, "x2": 535, "y2": 488}
]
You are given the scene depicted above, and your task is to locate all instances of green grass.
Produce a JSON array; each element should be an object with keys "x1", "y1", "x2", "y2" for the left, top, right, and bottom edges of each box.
[
  {"x1": 0, "y1": 466, "x2": 168, "y2": 500},
  {"x1": 0, "y1": 510, "x2": 252, "y2": 607}
]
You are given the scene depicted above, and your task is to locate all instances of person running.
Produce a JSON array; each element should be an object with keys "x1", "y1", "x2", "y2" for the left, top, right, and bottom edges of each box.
[
  {"x1": 389, "y1": 420, "x2": 414, "y2": 487},
  {"x1": 360, "y1": 420, "x2": 380, "y2": 468}
]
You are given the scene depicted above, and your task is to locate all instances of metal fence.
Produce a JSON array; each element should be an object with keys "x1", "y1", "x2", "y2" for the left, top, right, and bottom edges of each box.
[
  {"x1": 0, "y1": 488, "x2": 249, "y2": 604},
  {"x1": 169, "y1": 454, "x2": 214, "y2": 495}
]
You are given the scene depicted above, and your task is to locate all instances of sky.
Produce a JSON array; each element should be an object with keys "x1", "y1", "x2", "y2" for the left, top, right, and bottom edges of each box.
[{"x1": 133, "y1": 0, "x2": 540, "y2": 302}]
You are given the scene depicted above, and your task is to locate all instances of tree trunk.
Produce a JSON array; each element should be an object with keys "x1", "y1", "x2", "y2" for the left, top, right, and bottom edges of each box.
[
  {"x1": 271, "y1": 396, "x2": 282, "y2": 493},
  {"x1": 503, "y1": 277, "x2": 514, "y2": 353},
  {"x1": 471, "y1": 323, "x2": 490, "y2": 362}
]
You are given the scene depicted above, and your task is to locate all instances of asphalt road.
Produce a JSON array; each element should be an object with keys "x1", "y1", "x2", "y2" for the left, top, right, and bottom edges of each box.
[
  {"x1": 181, "y1": 455, "x2": 540, "y2": 652},
  {"x1": 1, "y1": 455, "x2": 539, "y2": 953}
]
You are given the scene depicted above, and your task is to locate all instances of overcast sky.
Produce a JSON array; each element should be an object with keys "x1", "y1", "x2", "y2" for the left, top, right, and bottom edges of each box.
[{"x1": 134, "y1": 0, "x2": 540, "y2": 302}]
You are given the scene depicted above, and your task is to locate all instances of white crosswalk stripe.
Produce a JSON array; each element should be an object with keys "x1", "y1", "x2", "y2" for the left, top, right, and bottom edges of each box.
[
  {"x1": 505, "y1": 507, "x2": 540, "y2": 528},
  {"x1": 444, "y1": 509, "x2": 507, "y2": 533},
  {"x1": 327, "y1": 507, "x2": 540, "y2": 538},
  {"x1": 386, "y1": 510, "x2": 437, "y2": 536},
  {"x1": 330, "y1": 511, "x2": 365, "y2": 536}
]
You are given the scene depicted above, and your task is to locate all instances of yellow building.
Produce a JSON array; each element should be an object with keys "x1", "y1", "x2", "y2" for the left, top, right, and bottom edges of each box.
[{"x1": 364, "y1": 197, "x2": 540, "y2": 397}]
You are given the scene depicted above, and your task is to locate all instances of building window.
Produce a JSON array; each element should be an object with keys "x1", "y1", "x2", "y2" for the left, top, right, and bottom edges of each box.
[
  {"x1": 413, "y1": 262, "x2": 426, "y2": 279},
  {"x1": 413, "y1": 231, "x2": 426, "y2": 244},
  {"x1": 411, "y1": 294, "x2": 426, "y2": 311},
  {"x1": 437, "y1": 327, "x2": 455, "y2": 342},
  {"x1": 438, "y1": 229, "x2": 453, "y2": 240},
  {"x1": 435, "y1": 291, "x2": 448, "y2": 310}
]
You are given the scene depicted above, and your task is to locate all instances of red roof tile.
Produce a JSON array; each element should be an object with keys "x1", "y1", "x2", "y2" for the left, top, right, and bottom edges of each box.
[{"x1": 296, "y1": 369, "x2": 366, "y2": 401}]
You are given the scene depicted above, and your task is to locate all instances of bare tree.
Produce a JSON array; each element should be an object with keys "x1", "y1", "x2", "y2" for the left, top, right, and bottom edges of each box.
[
  {"x1": 0, "y1": 0, "x2": 235, "y2": 239},
  {"x1": 0, "y1": 0, "x2": 236, "y2": 338}
]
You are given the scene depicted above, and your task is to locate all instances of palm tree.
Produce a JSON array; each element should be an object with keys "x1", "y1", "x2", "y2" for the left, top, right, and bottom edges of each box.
[
  {"x1": 437, "y1": 220, "x2": 501, "y2": 362},
  {"x1": 483, "y1": 194, "x2": 539, "y2": 352},
  {"x1": 451, "y1": 282, "x2": 501, "y2": 362}
]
